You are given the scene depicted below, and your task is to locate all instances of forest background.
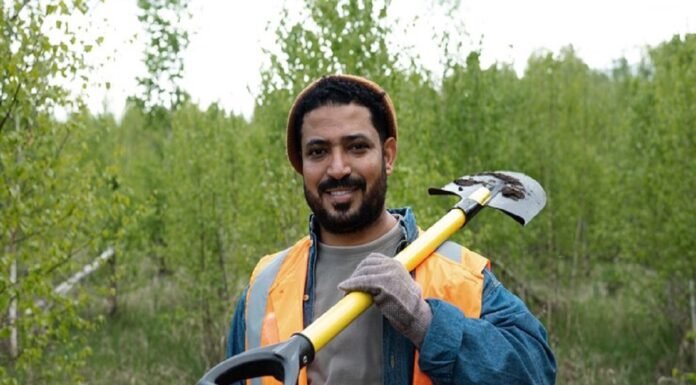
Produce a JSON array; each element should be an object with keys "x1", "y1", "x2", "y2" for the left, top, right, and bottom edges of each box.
[{"x1": 1, "y1": 0, "x2": 695, "y2": 384}]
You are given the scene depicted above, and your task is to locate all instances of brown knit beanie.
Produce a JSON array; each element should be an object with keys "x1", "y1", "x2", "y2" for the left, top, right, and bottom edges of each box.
[{"x1": 286, "y1": 74, "x2": 398, "y2": 174}]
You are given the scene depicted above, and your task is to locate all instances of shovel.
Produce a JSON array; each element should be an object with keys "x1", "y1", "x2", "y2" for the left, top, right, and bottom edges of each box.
[{"x1": 197, "y1": 171, "x2": 546, "y2": 385}]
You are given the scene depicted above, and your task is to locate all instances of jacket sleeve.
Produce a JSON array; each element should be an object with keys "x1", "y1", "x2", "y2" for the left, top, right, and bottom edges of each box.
[
  {"x1": 418, "y1": 269, "x2": 556, "y2": 385},
  {"x1": 226, "y1": 287, "x2": 248, "y2": 358}
]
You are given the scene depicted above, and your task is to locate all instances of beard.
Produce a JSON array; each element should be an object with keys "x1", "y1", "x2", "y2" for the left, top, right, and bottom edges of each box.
[{"x1": 304, "y1": 163, "x2": 388, "y2": 235}]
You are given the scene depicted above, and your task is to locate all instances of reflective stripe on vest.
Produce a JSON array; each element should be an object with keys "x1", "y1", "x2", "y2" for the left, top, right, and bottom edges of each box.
[
  {"x1": 435, "y1": 240, "x2": 461, "y2": 262},
  {"x1": 245, "y1": 247, "x2": 292, "y2": 385},
  {"x1": 246, "y1": 247, "x2": 292, "y2": 351}
]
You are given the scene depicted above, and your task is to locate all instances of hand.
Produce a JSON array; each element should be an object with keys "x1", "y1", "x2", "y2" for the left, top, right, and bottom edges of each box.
[{"x1": 338, "y1": 253, "x2": 433, "y2": 347}]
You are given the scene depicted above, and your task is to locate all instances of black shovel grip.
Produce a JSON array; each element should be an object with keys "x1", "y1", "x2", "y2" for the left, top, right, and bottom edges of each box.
[{"x1": 197, "y1": 334, "x2": 315, "y2": 385}]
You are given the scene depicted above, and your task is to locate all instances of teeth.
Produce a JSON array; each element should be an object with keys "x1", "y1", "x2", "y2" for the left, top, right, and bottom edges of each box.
[{"x1": 329, "y1": 190, "x2": 351, "y2": 196}]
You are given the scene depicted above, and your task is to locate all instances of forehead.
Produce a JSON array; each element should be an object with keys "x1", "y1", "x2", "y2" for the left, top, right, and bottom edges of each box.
[{"x1": 301, "y1": 103, "x2": 378, "y2": 143}]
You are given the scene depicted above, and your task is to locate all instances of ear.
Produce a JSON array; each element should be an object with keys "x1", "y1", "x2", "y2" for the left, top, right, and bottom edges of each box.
[{"x1": 382, "y1": 137, "x2": 397, "y2": 176}]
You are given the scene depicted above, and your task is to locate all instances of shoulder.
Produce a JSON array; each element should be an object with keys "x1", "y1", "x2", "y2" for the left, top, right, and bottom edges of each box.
[
  {"x1": 249, "y1": 236, "x2": 311, "y2": 284},
  {"x1": 410, "y1": 222, "x2": 489, "y2": 275},
  {"x1": 431, "y1": 240, "x2": 490, "y2": 274},
  {"x1": 415, "y1": 240, "x2": 490, "y2": 288}
]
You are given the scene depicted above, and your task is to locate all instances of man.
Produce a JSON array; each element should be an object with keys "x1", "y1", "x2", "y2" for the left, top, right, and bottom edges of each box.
[{"x1": 226, "y1": 74, "x2": 556, "y2": 385}]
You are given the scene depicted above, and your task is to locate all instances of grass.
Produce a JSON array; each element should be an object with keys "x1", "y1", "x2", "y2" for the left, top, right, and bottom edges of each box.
[
  {"x1": 80, "y1": 268, "x2": 231, "y2": 385},
  {"x1": 547, "y1": 266, "x2": 681, "y2": 385},
  {"x1": 552, "y1": 298, "x2": 676, "y2": 384},
  {"x1": 76, "y1": 260, "x2": 686, "y2": 385},
  {"x1": 84, "y1": 308, "x2": 203, "y2": 384}
]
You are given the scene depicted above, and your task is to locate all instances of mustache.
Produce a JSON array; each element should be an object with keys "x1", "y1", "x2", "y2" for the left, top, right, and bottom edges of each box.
[{"x1": 318, "y1": 176, "x2": 366, "y2": 193}]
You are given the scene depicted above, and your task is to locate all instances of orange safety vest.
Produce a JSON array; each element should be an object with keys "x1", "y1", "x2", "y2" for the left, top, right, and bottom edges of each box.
[{"x1": 244, "y1": 236, "x2": 490, "y2": 385}]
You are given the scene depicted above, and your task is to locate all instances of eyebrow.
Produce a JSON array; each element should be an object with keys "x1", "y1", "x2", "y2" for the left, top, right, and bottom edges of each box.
[
  {"x1": 342, "y1": 134, "x2": 372, "y2": 143},
  {"x1": 304, "y1": 138, "x2": 329, "y2": 149},
  {"x1": 304, "y1": 134, "x2": 373, "y2": 148}
]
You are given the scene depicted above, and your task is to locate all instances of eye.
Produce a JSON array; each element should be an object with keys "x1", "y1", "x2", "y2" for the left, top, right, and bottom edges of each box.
[
  {"x1": 349, "y1": 142, "x2": 370, "y2": 152},
  {"x1": 306, "y1": 147, "x2": 327, "y2": 158}
]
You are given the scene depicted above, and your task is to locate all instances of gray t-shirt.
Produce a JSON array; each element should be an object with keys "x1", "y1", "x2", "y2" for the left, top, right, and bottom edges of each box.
[{"x1": 308, "y1": 219, "x2": 404, "y2": 385}]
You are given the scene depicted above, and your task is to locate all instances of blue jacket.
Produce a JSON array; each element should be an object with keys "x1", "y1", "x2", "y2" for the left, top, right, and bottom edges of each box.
[{"x1": 227, "y1": 207, "x2": 556, "y2": 384}]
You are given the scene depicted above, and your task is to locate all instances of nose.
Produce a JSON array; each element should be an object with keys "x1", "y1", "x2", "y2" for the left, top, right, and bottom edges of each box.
[{"x1": 326, "y1": 149, "x2": 351, "y2": 179}]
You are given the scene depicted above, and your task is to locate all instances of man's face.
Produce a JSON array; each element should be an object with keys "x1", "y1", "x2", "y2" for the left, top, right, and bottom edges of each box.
[{"x1": 300, "y1": 103, "x2": 396, "y2": 234}]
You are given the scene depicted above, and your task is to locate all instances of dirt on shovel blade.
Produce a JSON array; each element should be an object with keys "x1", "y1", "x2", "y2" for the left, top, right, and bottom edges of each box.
[
  {"x1": 454, "y1": 177, "x2": 479, "y2": 187},
  {"x1": 454, "y1": 172, "x2": 526, "y2": 201}
]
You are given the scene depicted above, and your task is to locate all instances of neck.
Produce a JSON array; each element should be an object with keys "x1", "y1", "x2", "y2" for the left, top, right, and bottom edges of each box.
[{"x1": 318, "y1": 210, "x2": 398, "y2": 246}]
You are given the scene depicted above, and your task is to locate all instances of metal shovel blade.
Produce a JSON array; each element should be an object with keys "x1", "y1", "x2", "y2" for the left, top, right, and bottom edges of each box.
[{"x1": 428, "y1": 171, "x2": 546, "y2": 225}]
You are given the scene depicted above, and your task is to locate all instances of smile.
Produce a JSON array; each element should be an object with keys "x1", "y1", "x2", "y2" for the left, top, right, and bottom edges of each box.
[{"x1": 327, "y1": 188, "x2": 355, "y2": 196}]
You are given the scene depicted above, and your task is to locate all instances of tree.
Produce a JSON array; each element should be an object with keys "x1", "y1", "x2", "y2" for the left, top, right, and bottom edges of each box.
[
  {"x1": 127, "y1": 0, "x2": 191, "y2": 277},
  {"x1": 132, "y1": 0, "x2": 190, "y2": 116},
  {"x1": 0, "y1": 1, "x2": 124, "y2": 383}
]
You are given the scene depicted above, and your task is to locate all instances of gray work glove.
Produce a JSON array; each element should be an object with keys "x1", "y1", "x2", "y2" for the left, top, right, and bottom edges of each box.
[{"x1": 338, "y1": 253, "x2": 433, "y2": 347}]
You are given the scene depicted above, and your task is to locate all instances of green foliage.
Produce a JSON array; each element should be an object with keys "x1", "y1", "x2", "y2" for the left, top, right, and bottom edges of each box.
[
  {"x1": 132, "y1": 0, "x2": 190, "y2": 114},
  {"x1": 259, "y1": 0, "x2": 404, "y2": 100},
  {"x1": 162, "y1": 103, "x2": 248, "y2": 365},
  {"x1": 2, "y1": 0, "x2": 695, "y2": 383},
  {"x1": 621, "y1": 35, "x2": 696, "y2": 278},
  {"x1": 83, "y1": 293, "x2": 205, "y2": 385},
  {"x1": 551, "y1": 264, "x2": 678, "y2": 384},
  {"x1": 0, "y1": 1, "x2": 128, "y2": 383}
]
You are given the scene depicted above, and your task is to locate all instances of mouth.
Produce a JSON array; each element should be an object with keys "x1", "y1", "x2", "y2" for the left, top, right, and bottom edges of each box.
[
  {"x1": 323, "y1": 187, "x2": 359, "y2": 205},
  {"x1": 317, "y1": 176, "x2": 366, "y2": 207},
  {"x1": 326, "y1": 188, "x2": 355, "y2": 196}
]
